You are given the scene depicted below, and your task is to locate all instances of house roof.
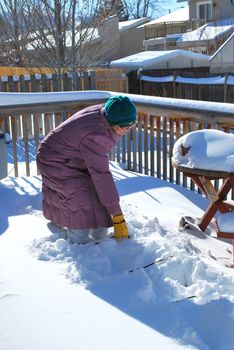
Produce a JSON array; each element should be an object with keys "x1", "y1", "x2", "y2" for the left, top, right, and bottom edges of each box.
[
  {"x1": 109, "y1": 49, "x2": 210, "y2": 70},
  {"x1": 26, "y1": 29, "x2": 100, "y2": 50},
  {"x1": 177, "y1": 18, "x2": 234, "y2": 43},
  {"x1": 140, "y1": 6, "x2": 189, "y2": 28},
  {"x1": 26, "y1": 17, "x2": 149, "y2": 50},
  {"x1": 119, "y1": 18, "x2": 150, "y2": 31}
]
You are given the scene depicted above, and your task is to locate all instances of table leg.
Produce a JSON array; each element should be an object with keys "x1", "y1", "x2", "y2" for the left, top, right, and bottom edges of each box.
[
  {"x1": 195, "y1": 177, "x2": 234, "y2": 232},
  {"x1": 233, "y1": 240, "x2": 234, "y2": 263},
  {"x1": 199, "y1": 202, "x2": 219, "y2": 231}
]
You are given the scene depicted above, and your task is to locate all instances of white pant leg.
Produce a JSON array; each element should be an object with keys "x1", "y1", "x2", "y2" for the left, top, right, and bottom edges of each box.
[
  {"x1": 66, "y1": 228, "x2": 91, "y2": 244},
  {"x1": 90, "y1": 227, "x2": 109, "y2": 240}
]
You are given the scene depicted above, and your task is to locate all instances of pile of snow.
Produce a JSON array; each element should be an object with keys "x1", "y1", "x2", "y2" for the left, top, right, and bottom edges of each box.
[
  {"x1": 172, "y1": 129, "x2": 234, "y2": 172},
  {"x1": 0, "y1": 162, "x2": 234, "y2": 350}
]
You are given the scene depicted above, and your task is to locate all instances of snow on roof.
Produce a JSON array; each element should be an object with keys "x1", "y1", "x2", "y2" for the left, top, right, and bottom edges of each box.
[
  {"x1": 110, "y1": 49, "x2": 210, "y2": 70},
  {"x1": 26, "y1": 29, "x2": 100, "y2": 50},
  {"x1": 119, "y1": 17, "x2": 149, "y2": 32},
  {"x1": 26, "y1": 18, "x2": 148, "y2": 50},
  {"x1": 177, "y1": 18, "x2": 234, "y2": 43},
  {"x1": 140, "y1": 6, "x2": 189, "y2": 27}
]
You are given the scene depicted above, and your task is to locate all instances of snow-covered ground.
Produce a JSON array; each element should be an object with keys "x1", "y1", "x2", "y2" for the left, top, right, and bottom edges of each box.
[{"x1": 0, "y1": 161, "x2": 233, "y2": 350}]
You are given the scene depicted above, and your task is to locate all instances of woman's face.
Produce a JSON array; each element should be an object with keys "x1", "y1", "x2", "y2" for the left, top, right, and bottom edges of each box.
[{"x1": 112, "y1": 124, "x2": 135, "y2": 136}]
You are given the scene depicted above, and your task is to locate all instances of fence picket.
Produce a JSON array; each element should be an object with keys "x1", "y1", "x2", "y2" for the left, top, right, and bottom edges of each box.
[
  {"x1": 10, "y1": 116, "x2": 19, "y2": 177},
  {"x1": 162, "y1": 117, "x2": 168, "y2": 181},
  {"x1": 127, "y1": 129, "x2": 132, "y2": 170},
  {"x1": 169, "y1": 118, "x2": 174, "y2": 183},
  {"x1": 182, "y1": 119, "x2": 189, "y2": 189},
  {"x1": 144, "y1": 114, "x2": 148, "y2": 175},
  {"x1": 138, "y1": 113, "x2": 143, "y2": 173},
  {"x1": 122, "y1": 134, "x2": 126, "y2": 164},
  {"x1": 22, "y1": 115, "x2": 30, "y2": 176},
  {"x1": 150, "y1": 116, "x2": 155, "y2": 177},
  {"x1": 175, "y1": 119, "x2": 181, "y2": 185},
  {"x1": 156, "y1": 116, "x2": 161, "y2": 179}
]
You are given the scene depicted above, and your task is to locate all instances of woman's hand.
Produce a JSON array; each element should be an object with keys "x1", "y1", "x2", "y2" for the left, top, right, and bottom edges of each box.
[{"x1": 112, "y1": 214, "x2": 129, "y2": 239}]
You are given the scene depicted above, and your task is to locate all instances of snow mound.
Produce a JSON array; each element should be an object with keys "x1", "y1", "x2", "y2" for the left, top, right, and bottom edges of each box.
[
  {"x1": 172, "y1": 129, "x2": 234, "y2": 172},
  {"x1": 30, "y1": 200, "x2": 234, "y2": 306},
  {"x1": 1, "y1": 173, "x2": 234, "y2": 350}
]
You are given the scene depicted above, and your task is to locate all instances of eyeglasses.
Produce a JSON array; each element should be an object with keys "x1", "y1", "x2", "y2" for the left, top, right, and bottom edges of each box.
[{"x1": 119, "y1": 122, "x2": 135, "y2": 129}]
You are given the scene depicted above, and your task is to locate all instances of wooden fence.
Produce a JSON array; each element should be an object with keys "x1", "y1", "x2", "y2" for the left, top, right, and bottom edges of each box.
[
  {"x1": 0, "y1": 68, "x2": 128, "y2": 131},
  {"x1": 128, "y1": 70, "x2": 234, "y2": 103},
  {"x1": 95, "y1": 69, "x2": 128, "y2": 93},
  {"x1": 1, "y1": 91, "x2": 234, "y2": 198},
  {"x1": 0, "y1": 68, "x2": 128, "y2": 93},
  {"x1": 0, "y1": 72, "x2": 95, "y2": 93},
  {"x1": 0, "y1": 66, "x2": 54, "y2": 76}
]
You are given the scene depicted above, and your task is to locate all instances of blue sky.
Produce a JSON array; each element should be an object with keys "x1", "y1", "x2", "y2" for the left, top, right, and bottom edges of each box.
[{"x1": 160, "y1": 0, "x2": 188, "y2": 15}]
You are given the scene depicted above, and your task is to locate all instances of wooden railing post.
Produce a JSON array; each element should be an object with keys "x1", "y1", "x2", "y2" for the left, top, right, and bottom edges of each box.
[{"x1": 89, "y1": 70, "x2": 96, "y2": 90}]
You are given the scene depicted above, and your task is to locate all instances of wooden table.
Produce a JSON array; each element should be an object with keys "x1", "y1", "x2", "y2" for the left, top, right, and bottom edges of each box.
[{"x1": 172, "y1": 160, "x2": 234, "y2": 263}]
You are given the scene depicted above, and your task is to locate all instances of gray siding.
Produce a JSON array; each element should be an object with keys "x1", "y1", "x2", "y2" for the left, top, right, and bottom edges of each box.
[
  {"x1": 120, "y1": 27, "x2": 145, "y2": 58},
  {"x1": 189, "y1": 0, "x2": 234, "y2": 20},
  {"x1": 210, "y1": 34, "x2": 234, "y2": 73}
]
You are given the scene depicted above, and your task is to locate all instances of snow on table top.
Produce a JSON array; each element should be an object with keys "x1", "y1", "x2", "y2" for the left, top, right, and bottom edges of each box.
[{"x1": 172, "y1": 129, "x2": 234, "y2": 172}]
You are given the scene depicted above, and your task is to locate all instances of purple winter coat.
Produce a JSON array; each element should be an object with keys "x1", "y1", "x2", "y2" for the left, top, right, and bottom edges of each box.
[{"x1": 36, "y1": 104, "x2": 122, "y2": 229}]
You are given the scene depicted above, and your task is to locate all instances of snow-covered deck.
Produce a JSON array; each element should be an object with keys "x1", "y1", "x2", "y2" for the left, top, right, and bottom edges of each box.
[{"x1": 0, "y1": 162, "x2": 234, "y2": 350}]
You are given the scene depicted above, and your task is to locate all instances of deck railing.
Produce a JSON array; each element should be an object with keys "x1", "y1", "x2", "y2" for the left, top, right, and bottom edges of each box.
[
  {"x1": 144, "y1": 19, "x2": 208, "y2": 40},
  {"x1": 1, "y1": 90, "x2": 234, "y2": 193}
]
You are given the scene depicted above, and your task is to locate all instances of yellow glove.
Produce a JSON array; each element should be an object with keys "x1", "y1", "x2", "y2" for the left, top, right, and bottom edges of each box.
[{"x1": 112, "y1": 214, "x2": 129, "y2": 239}]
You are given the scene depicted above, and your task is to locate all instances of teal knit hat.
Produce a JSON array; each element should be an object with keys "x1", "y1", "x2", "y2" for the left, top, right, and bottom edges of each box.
[{"x1": 104, "y1": 95, "x2": 137, "y2": 125}]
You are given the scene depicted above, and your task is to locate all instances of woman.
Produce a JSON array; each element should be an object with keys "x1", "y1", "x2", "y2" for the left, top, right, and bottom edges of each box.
[{"x1": 36, "y1": 95, "x2": 137, "y2": 243}]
